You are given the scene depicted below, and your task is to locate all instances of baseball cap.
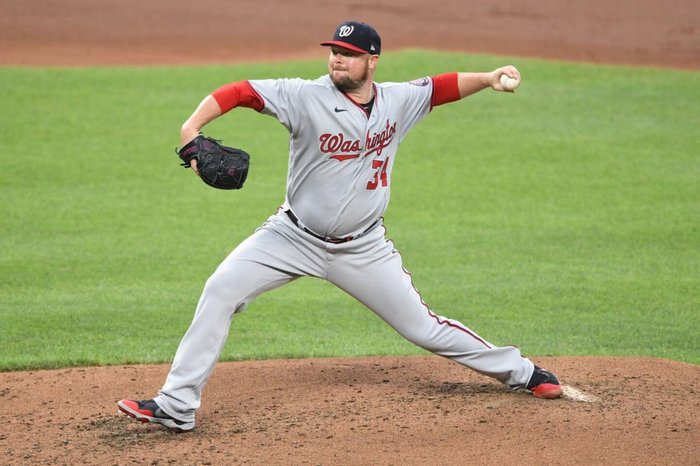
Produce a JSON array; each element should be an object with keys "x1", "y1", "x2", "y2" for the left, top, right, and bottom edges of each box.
[{"x1": 321, "y1": 21, "x2": 381, "y2": 55}]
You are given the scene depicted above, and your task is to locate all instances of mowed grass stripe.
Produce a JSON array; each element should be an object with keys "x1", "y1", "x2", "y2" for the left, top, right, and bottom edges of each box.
[{"x1": 0, "y1": 51, "x2": 697, "y2": 370}]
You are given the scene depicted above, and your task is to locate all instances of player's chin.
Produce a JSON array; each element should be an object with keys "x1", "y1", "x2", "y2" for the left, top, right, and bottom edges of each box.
[
  {"x1": 330, "y1": 70, "x2": 348, "y2": 83},
  {"x1": 330, "y1": 74, "x2": 362, "y2": 92}
]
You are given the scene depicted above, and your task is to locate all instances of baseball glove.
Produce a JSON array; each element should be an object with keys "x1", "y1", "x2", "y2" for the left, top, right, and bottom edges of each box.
[{"x1": 177, "y1": 135, "x2": 250, "y2": 190}]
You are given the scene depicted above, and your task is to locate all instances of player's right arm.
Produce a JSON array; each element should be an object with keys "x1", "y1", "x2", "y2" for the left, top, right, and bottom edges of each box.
[
  {"x1": 180, "y1": 81, "x2": 264, "y2": 173},
  {"x1": 181, "y1": 96, "x2": 222, "y2": 146},
  {"x1": 179, "y1": 96, "x2": 222, "y2": 173}
]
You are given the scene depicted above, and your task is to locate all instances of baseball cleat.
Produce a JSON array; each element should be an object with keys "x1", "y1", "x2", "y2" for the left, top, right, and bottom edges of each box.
[
  {"x1": 526, "y1": 366, "x2": 563, "y2": 399},
  {"x1": 117, "y1": 399, "x2": 195, "y2": 432}
]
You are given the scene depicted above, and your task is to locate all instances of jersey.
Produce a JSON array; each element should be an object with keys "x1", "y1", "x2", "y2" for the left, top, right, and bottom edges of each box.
[{"x1": 247, "y1": 75, "x2": 435, "y2": 239}]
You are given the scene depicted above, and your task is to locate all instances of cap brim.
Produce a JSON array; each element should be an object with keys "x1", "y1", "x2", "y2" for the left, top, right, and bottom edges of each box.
[{"x1": 320, "y1": 41, "x2": 369, "y2": 54}]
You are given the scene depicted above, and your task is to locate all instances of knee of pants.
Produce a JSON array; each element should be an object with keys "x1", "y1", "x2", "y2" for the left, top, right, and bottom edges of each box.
[{"x1": 200, "y1": 269, "x2": 251, "y2": 315}]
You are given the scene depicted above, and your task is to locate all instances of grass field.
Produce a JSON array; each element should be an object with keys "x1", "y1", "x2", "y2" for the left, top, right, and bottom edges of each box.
[{"x1": 1, "y1": 51, "x2": 698, "y2": 370}]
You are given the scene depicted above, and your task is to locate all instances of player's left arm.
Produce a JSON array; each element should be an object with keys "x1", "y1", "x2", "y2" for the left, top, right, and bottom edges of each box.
[
  {"x1": 431, "y1": 66, "x2": 520, "y2": 108},
  {"x1": 457, "y1": 65, "x2": 520, "y2": 98}
]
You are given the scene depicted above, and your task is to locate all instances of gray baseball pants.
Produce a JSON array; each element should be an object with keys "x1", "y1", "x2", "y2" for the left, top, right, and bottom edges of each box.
[{"x1": 154, "y1": 211, "x2": 534, "y2": 422}]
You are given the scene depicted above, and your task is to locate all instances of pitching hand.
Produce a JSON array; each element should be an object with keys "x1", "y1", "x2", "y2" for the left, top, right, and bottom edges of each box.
[{"x1": 490, "y1": 65, "x2": 520, "y2": 92}]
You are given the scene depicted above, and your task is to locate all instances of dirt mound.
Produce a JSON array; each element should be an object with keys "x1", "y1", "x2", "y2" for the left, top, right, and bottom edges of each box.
[{"x1": 1, "y1": 356, "x2": 698, "y2": 465}]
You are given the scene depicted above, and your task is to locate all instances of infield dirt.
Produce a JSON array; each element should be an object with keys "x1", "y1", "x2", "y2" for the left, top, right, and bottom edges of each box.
[
  {"x1": 1, "y1": 1, "x2": 699, "y2": 464},
  {"x1": 1, "y1": 0, "x2": 699, "y2": 68}
]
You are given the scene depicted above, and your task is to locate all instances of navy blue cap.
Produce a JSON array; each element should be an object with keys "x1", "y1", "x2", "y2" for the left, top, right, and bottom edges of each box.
[{"x1": 321, "y1": 21, "x2": 381, "y2": 55}]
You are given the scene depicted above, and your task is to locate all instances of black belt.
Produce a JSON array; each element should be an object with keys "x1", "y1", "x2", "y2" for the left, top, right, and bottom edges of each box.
[{"x1": 285, "y1": 210, "x2": 377, "y2": 244}]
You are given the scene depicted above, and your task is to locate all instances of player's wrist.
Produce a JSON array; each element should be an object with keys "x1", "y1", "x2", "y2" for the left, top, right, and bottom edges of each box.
[{"x1": 180, "y1": 126, "x2": 200, "y2": 147}]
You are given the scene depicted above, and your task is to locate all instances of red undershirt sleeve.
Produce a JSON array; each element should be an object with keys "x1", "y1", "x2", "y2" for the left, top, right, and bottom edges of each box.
[
  {"x1": 430, "y1": 72, "x2": 461, "y2": 109},
  {"x1": 211, "y1": 80, "x2": 265, "y2": 113}
]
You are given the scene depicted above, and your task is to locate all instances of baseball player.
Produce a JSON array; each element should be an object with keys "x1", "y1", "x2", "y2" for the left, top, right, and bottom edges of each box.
[{"x1": 118, "y1": 20, "x2": 562, "y2": 432}]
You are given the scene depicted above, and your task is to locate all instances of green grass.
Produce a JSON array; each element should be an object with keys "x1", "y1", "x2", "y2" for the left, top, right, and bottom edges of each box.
[{"x1": 0, "y1": 51, "x2": 698, "y2": 370}]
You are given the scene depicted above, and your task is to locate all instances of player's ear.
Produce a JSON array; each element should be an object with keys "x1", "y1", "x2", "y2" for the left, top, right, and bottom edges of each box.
[{"x1": 368, "y1": 55, "x2": 379, "y2": 70}]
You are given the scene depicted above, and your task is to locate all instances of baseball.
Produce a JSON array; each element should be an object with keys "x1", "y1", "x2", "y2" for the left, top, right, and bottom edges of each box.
[{"x1": 500, "y1": 73, "x2": 520, "y2": 91}]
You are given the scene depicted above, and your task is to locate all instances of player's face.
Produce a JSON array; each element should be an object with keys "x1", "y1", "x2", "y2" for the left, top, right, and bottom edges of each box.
[{"x1": 328, "y1": 46, "x2": 378, "y2": 91}]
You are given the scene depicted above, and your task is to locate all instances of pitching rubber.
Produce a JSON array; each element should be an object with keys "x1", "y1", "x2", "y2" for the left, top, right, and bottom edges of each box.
[{"x1": 561, "y1": 385, "x2": 600, "y2": 403}]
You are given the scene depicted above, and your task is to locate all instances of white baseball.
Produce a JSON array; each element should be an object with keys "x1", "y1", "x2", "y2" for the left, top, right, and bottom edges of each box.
[{"x1": 499, "y1": 74, "x2": 520, "y2": 91}]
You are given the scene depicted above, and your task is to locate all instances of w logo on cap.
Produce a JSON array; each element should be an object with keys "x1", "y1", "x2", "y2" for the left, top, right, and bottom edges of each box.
[
  {"x1": 321, "y1": 21, "x2": 382, "y2": 55},
  {"x1": 338, "y1": 25, "x2": 354, "y2": 37}
]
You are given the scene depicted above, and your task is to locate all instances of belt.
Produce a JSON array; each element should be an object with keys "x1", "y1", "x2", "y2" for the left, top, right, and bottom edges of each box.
[{"x1": 285, "y1": 210, "x2": 377, "y2": 244}]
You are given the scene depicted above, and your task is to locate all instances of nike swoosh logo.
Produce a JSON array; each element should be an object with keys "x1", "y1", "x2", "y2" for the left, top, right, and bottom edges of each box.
[{"x1": 334, "y1": 107, "x2": 348, "y2": 113}]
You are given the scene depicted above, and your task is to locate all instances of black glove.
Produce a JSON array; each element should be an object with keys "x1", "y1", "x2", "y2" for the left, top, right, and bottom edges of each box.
[{"x1": 177, "y1": 135, "x2": 250, "y2": 190}]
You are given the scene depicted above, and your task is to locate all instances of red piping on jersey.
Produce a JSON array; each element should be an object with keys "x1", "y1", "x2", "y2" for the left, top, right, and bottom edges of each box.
[
  {"x1": 341, "y1": 83, "x2": 377, "y2": 118},
  {"x1": 430, "y1": 72, "x2": 461, "y2": 110},
  {"x1": 381, "y1": 224, "x2": 492, "y2": 350},
  {"x1": 211, "y1": 80, "x2": 265, "y2": 113}
]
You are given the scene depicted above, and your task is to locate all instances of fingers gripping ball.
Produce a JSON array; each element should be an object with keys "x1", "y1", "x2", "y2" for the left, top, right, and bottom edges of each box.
[
  {"x1": 177, "y1": 135, "x2": 250, "y2": 190},
  {"x1": 500, "y1": 73, "x2": 521, "y2": 92}
]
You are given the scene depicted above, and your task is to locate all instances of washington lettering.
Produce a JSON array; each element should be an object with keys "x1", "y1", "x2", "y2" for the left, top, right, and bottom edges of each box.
[{"x1": 319, "y1": 119, "x2": 397, "y2": 162}]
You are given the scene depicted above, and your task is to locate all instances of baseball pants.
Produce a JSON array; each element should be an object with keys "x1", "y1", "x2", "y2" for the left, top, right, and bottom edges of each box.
[{"x1": 155, "y1": 211, "x2": 534, "y2": 422}]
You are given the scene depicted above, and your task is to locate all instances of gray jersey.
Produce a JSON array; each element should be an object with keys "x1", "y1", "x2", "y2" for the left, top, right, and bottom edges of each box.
[{"x1": 249, "y1": 75, "x2": 433, "y2": 238}]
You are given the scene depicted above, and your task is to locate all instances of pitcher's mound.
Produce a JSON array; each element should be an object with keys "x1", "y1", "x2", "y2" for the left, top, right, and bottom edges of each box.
[{"x1": 1, "y1": 356, "x2": 697, "y2": 465}]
